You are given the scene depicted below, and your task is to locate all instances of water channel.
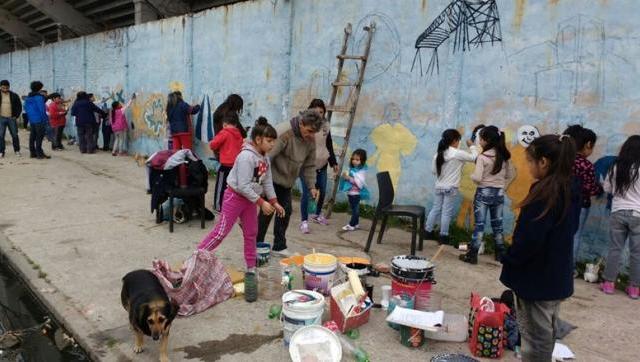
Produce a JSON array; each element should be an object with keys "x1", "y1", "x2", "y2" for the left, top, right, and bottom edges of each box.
[{"x1": 0, "y1": 261, "x2": 89, "y2": 361}]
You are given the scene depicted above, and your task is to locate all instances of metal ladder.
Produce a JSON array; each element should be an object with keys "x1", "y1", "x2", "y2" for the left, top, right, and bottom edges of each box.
[{"x1": 325, "y1": 22, "x2": 375, "y2": 218}]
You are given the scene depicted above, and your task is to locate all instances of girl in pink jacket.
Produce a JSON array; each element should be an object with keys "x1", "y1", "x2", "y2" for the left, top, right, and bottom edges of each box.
[{"x1": 110, "y1": 95, "x2": 134, "y2": 156}]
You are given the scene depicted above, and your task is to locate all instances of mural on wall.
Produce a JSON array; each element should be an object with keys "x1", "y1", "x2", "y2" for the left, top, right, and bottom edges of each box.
[
  {"x1": 412, "y1": 0, "x2": 502, "y2": 76},
  {"x1": 368, "y1": 103, "x2": 417, "y2": 189},
  {"x1": 129, "y1": 92, "x2": 166, "y2": 139}
]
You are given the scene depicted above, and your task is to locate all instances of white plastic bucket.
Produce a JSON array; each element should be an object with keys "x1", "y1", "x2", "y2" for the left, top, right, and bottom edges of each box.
[
  {"x1": 282, "y1": 290, "x2": 325, "y2": 345},
  {"x1": 289, "y1": 325, "x2": 342, "y2": 362},
  {"x1": 303, "y1": 253, "x2": 338, "y2": 295}
]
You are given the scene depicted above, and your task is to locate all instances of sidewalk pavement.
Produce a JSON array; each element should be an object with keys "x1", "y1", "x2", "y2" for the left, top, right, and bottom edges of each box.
[{"x1": 0, "y1": 130, "x2": 637, "y2": 361}]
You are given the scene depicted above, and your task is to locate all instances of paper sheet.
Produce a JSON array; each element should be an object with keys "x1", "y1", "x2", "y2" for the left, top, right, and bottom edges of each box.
[
  {"x1": 552, "y1": 342, "x2": 575, "y2": 361},
  {"x1": 385, "y1": 307, "x2": 444, "y2": 330}
]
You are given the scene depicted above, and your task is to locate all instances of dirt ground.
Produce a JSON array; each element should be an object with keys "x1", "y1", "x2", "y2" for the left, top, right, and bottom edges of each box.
[{"x1": 0, "y1": 130, "x2": 638, "y2": 361}]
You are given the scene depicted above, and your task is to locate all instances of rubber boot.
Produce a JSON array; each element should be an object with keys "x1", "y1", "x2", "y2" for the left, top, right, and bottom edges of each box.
[
  {"x1": 494, "y1": 244, "x2": 506, "y2": 262},
  {"x1": 459, "y1": 248, "x2": 478, "y2": 265},
  {"x1": 438, "y1": 234, "x2": 450, "y2": 245}
]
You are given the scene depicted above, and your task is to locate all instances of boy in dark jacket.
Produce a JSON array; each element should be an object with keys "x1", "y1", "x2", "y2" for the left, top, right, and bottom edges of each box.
[
  {"x1": 0, "y1": 80, "x2": 23, "y2": 158},
  {"x1": 23, "y1": 81, "x2": 50, "y2": 159},
  {"x1": 71, "y1": 91, "x2": 107, "y2": 154}
]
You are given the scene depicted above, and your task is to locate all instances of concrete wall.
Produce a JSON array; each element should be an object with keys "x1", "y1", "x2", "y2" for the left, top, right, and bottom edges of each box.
[{"x1": 2, "y1": 0, "x2": 639, "y2": 262}]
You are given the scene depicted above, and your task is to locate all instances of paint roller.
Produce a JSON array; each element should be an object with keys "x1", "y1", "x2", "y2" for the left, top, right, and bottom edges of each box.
[{"x1": 348, "y1": 270, "x2": 365, "y2": 298}]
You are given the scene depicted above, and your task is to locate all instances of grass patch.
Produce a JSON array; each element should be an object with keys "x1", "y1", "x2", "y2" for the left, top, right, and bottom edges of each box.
[
  {"x1": 38, "y1": 271, "x2": 47, "y2": 279},
  {"x1": 106, "y1": 337, "x2": 119, "y2": 348}
]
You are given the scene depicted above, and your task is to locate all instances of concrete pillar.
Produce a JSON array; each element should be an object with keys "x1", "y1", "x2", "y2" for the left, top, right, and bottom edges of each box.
[{"x1": 134, "y1": 0, "x2": 158, "y2": 24}]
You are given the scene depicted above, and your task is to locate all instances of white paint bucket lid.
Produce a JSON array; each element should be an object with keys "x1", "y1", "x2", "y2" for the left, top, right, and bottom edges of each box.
[{"x1": 289, "y1": 325, "x2": 342, "y2": 362}]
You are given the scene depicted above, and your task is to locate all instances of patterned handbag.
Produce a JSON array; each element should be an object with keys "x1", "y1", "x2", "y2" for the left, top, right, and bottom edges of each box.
[{"x1": 468, "y1": 293, "x2": 510, "y2": 358}]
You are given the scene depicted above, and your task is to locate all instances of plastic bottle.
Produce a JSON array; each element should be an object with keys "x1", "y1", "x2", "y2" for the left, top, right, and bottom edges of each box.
[
  {"x1": 308, "y1": 199, "x2": 317, "y2": 215},
  {"x1": 337, "y1": 333, "x2": 370, "y2": 362},
  {"x1": 268, "y1": 304, "x2": 282, "y2": 319}
]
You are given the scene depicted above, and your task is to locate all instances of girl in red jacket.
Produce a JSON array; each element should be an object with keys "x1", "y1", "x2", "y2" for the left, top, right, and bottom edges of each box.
[
  {"x1": 210, "y1": 113, "x2": 244, "y2": 211},
  {"x1": 47, "y1": 93, "x2": 67, "y2": 151}
]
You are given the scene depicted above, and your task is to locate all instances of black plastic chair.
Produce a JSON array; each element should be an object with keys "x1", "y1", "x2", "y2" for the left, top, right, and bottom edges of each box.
[{"x1": 364, "y1": 172, "x2": 426, "y2": 255}]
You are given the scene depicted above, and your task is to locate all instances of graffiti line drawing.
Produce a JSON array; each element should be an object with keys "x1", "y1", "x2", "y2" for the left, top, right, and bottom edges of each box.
[
  {"x1": 352, "y1": 12, "x2": 401, "y2": 82},
  {"x1": 412, "y1": 0, "x2": 502, "y2": 76},
  {"x1": 509, "y1": 15, "x2": 609, "y2": 106}
]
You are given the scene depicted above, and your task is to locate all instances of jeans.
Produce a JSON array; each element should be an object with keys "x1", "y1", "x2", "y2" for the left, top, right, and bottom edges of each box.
[
  {"x1": 28, "y1": 123, "x2": 46, "y2": 156},
  {"x1": 77, "y1": 125, "x2": 96, "y2": 153},
  {"x1": 603, "y1": 210, "x2": 640, "y2": 287},
  {"x1": 213, "y1": 165, "x2": 232, "y2": 212},
  {"x1": 471, "y1": 187, "x2": 505, "y2": 250},
  {"x1": 198, "y1": 189, "x2": 259, "y2": 269},
  {"x1": 112, "y1": 130, "x2": 127, "y2": 154},
  {"x1": 0, "y1": 116, "x2": 20, "y2": 153},
  {"x1": 516, "y1": 296, "x2": 562, "y2": 362},
  {"x1": 348, "y1": 194, "x2": 361, "y2": 227},
  {"x1": 300, "y1": 166, "x2": 328, "y2": 221},
  {"x1": 257, "y1": 183, "x2": 292, "y2": 251},
  {"x1": 573, "y1": 207, "x2": 590, "y2": 265},
  {"x1": 101, "y1": 124, "x2": 112, "y2": 150},
  {"x1": 52, "y1": 126, "x2": 65, "y2": 149},
  {"x1": 425, "y1": 187, "x2": 458, "y2": 236}
]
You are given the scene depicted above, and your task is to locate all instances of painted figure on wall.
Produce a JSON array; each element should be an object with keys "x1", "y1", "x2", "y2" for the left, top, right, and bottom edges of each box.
[
  {"x1": 369, "y1": 103, "x2": 417, "y2": 189},
  {"x1": 506, "y1": 125, "x2": 541, "y2": 220}
]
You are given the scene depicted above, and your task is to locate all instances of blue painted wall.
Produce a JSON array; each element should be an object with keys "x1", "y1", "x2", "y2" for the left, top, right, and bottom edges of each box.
[{"x1": 2, "y1": 0, "x2": 638, "y2": 263}]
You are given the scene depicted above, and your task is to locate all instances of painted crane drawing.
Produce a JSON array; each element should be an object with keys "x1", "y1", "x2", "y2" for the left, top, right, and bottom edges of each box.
[{"x1": 412, "y1": 0, "x2": 502, "y2": 76}]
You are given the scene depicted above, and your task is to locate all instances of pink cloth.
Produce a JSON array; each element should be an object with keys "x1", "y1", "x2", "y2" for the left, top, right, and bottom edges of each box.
[
  {"x1": 110, "y1": 108, "x2": 128, "y2": 132},
  {"x1": 198, "y1": 189, "x2": 259, "y2": 268},
  {"x1": 151, "y1": 249, "x2": 233, "y2": 316}
]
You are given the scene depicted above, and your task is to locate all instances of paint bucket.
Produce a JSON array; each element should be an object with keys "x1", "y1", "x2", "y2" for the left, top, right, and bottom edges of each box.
[
  {"x1": 289, "y1": 325, "x2": 342, "y2": 362},
  {"x1": 391, "y1": 278, "x2": 433, "y2": 311},
  {"x1": 256, "y1": 242, "x2": 271, "y2": 267},
  {"x1": 303, "y1": 253, "x2": 338, "y2": 295},
  {"x1": 282, "y1": 290, "x2": 325, "y2": 345}
]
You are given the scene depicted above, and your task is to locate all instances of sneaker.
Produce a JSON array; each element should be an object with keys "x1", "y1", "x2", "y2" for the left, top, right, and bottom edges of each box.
[
  {"x1": 15, "y1": 151, "x2": 20, "y2": 157},
  {"x1": 601, "y1": 281, "x2": 615, "y2": 295},
  {"x1": 0, "y1": 153, "x2": 4, "y2": 158},
  {"x1": 299, "y1": 221, "x2": 310, "y2": 234},
  {"x1": 626, "y1": 286, "x2": 639, "y2": 299},
  {"x1": 342, "y1": 224, "x2": 356, "y2": 231},
  {"x1": 313, "y1": 215, "x2": 329, "y2": 226},
  {"x1": 244, "y1": 271, "x2": 258, "y2": 303},
  {"x1": 272, "y1": 248, "x2": 291, "y2": 257}
]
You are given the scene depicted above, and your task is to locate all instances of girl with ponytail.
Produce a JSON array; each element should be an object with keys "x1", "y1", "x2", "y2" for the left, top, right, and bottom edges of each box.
[
  {"x1": 460, "y1": 125, "x2": 514, "y2": 264},
  {"x1": 500, "y1": 134, "x2": 580, "y2": 360},
  {"x1": 425, "y1": 129, "x2": 479, "y2": 245},
  {"x1": 198, "y1": 116, "x2": 283, "y2": 303}
]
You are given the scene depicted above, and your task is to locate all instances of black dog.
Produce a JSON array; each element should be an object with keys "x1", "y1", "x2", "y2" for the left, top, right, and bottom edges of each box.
[{"x1": 121, "y1": 270, "x2": 177, "y2": 362}]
